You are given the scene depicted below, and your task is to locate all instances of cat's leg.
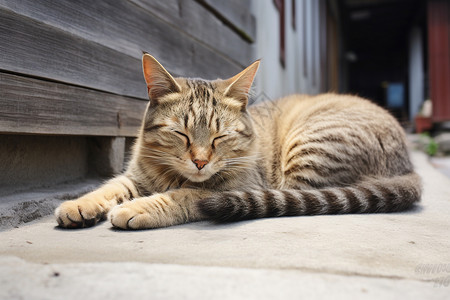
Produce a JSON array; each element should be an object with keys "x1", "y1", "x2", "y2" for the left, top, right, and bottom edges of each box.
[
  {"x1": 109, "y1": 188, "x2": 213, "y2": 229},
  {"x1": 55, "y1": 175, "x2": 139, "y2": 228}
]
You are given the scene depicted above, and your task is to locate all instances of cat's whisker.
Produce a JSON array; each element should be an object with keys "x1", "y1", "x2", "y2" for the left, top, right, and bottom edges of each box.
[
  {"x1": 140, "y1": 154, "x2": 176, "y2": 163},
  {"x1": 224, "y1": 162, "x2": 254, "y2": 168},
  {"x1": 224, "y1": 160, "x2": 254, "y2": 165},
  {"x1": 140, "y1": 147, "x2": 179, "y2": 158},
  {"x1": 141, "y1": 158, "x2": 176, "y2": 168},
  {"x1": 224, "y1": 161, "x2": 255, "y2": 165},
  {"x1": 224, "y1": 157, "x2": 256, "y2": 161},
  {"x1": 142, "y1": 148, "x2": 168, "y2": 154},
  {"x1": 159, "y1": 166, "x2": 179, "y2": 177},
  {"x1": 214, "y1": 172, "x2": 227, "y2": 183},
  {"x1": 224, "y1": 155, "x2": 259, "y2": 161},
  {"x1": 223, "y1": 159, "x2": 254, "y2": 164}
]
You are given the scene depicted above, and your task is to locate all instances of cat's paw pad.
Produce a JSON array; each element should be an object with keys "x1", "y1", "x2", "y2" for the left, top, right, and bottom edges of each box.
[
  {"x1": 55, "y1": 199, "x2": 106, "y2": 229},
  {"x1": 110, "y1": 195, "x2": 178, "y2": 230}
]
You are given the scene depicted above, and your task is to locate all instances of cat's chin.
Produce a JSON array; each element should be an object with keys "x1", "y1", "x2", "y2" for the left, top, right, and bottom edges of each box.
[{"x1": 186, "y1": 172, "x2": 213, "y2": 183}]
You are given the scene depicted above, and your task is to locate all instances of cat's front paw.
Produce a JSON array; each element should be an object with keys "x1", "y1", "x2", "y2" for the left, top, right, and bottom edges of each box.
[
  {"x1": 109, "y1": 195, "x2": 179, "y2": 230},
  {"x1": 109, "y1": 204, "x2": 141, "y2": 230},
  {"x1": 55, "y1": 198, "x2": 107, "y2": 228},
  {"x1": 109, "y1": 201, "x2": 160, "y2": 230}
]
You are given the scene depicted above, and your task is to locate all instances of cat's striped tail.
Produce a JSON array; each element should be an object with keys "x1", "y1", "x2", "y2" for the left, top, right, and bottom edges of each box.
[{"x1": 197, "y1": 173, "x2": 421, "y2": 222}]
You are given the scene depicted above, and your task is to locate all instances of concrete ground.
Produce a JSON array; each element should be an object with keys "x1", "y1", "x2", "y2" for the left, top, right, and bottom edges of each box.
[{"x1": 0, "y1": 150, "x2": 449, "y2": 299}]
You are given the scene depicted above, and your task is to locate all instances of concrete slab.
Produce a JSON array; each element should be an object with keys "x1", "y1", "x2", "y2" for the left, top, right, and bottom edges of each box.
[
  {"x1": 0, "y1": 179, "x2": 102, "y2": 230},
  {"x1": 0, "y1": 256, "x2": 447, "y2": 300},
  {"x1": 0, "y1": 151, "x2": 449, "y2": 299},
  {"x1": 430, "y1": 156, "x2": 450, "y2": 178}
]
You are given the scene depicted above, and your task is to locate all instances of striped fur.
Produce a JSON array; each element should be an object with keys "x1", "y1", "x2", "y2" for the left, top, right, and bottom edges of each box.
[
  {"x1": 198, "y1": 173, "x2": 421, "y2": 222},
  {"x1": 55, "y1": 54, "x2": 421, "y2": 230},
  {"x1": 197, "y1": 92, "x2": 421, "y2": 222}
]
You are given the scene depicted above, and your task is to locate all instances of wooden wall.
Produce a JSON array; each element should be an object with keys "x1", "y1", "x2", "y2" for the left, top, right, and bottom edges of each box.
[
  {"x1": 0, "y1": 0, "x2": 255, "y2": 137},
  {"x1": 428, "y1": 0, "x2": 450, "y2": 122}
]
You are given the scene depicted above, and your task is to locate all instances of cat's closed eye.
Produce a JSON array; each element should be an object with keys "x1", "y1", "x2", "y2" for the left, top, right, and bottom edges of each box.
[
  {"x1": 174, "y1": 130, "x2": 190, "y2": 147},
  {"x1": 212, "y1": 135, "x2": 227, "y2": 148}
]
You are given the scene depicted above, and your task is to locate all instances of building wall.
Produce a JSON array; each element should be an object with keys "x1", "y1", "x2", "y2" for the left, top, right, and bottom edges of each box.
[
  {"x1": 427, "y1": 0, "x2": 450, "y2": 122},
  {"x1": 251, "y1": 0, "x2": 328, "y2": 101},
  {"x1": 408, "y1": 27, "x2": 425, "y2": 121},
  {"x1": 0, "y1": 135, "x2": 88, "y2": 195}
]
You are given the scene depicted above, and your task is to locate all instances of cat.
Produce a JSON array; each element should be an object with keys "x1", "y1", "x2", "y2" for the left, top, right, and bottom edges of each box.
[{"x1": 55, "y1": 53, "x2": 421, "y2": 229}]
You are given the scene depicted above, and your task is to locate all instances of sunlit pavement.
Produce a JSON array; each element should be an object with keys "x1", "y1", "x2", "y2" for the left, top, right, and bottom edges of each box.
[{"x1": 0, "y1": 150, "x2": 449, "y2": 299}]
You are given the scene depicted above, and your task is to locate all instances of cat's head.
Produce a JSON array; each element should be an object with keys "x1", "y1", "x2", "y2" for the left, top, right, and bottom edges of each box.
[{"x1": 139, "y1": 53, "x2": 260, "y2": 183}]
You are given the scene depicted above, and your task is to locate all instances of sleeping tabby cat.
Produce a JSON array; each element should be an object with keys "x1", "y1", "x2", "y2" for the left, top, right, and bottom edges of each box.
[{"x1": 55, "y1": 53, "x2": 421, "y2": 229}]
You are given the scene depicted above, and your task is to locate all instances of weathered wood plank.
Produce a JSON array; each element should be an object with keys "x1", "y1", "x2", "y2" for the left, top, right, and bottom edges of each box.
[
  {"x1": 126, "y1": 0, "x2": 181, "y2": 20},
  {"x1": 0, "y1": 73, "x2": 147, "y2": 137},
  {"x1": 130, "y1": 0, "x2": 252, "y2": 65},
  {"x1": 0, "y1": 1, "x2": 244, "y2": 83},
  {"x1": 0, "y1": 7, "x2": 148, "y2": 99},
  {"x1": 196, "y1": 0, "x2": 256, "y2": 41}
]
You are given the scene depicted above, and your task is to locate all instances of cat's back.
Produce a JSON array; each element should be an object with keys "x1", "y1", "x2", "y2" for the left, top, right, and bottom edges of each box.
[
  {"x1": 252, "y1": 93, "x2": 406, "y2": 145},
  {"x1": 275, "y1": 93, "x2": 399, "y2": 129},
  {"x1": 251, "y1": 93, "x2": 413, "y2": 188},
  {"x1": 269, "y1": 93, "x2": 405, "y2": 143}
]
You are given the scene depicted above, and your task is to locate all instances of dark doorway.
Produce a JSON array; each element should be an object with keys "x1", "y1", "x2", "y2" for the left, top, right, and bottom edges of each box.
[{"x1": 339, "y1": 0, "x2": 427, "y2": 123}]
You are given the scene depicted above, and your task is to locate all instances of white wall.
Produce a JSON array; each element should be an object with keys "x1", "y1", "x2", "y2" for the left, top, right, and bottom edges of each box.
[
  {"x1": 251, "y1": 0, "x2": 326, "y2": 102},
  {"x1": 408, "y1": 26, "x2": 424, "y2": 120}
]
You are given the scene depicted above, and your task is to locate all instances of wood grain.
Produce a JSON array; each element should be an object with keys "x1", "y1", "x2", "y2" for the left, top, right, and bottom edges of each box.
[
  {"x1": 131, "y1": 0, "x2": 252, "y2": 65},
  {"x1": 0, "y1": 1, "x2": 252, "y2": 136},
  {"x1": 0, "y1": 1, "x2": 246, "y2": 82},
  {"x1": 0, "y1": 72, "x2": 147, "y2": 137},
  {"x1": 196, "y1": 0, "x2": 255, "y2": 41},
  {"x1": 0, "y1": 7, "x2": 147, "y2": 99}
]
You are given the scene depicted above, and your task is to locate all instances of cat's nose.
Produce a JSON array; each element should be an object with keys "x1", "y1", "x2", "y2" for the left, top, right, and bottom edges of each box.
[{"x1": 192, "y1": 159, "x2": 208, "y2": 170}]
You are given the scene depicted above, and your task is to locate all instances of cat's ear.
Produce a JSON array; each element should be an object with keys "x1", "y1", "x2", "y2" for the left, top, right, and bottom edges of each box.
[
  {"x1": 222, "y1": 59, "x2": 260, "y2": 108},
  {"x1": 142, "y1": 53, "x2": 181, "y2": 103}
]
